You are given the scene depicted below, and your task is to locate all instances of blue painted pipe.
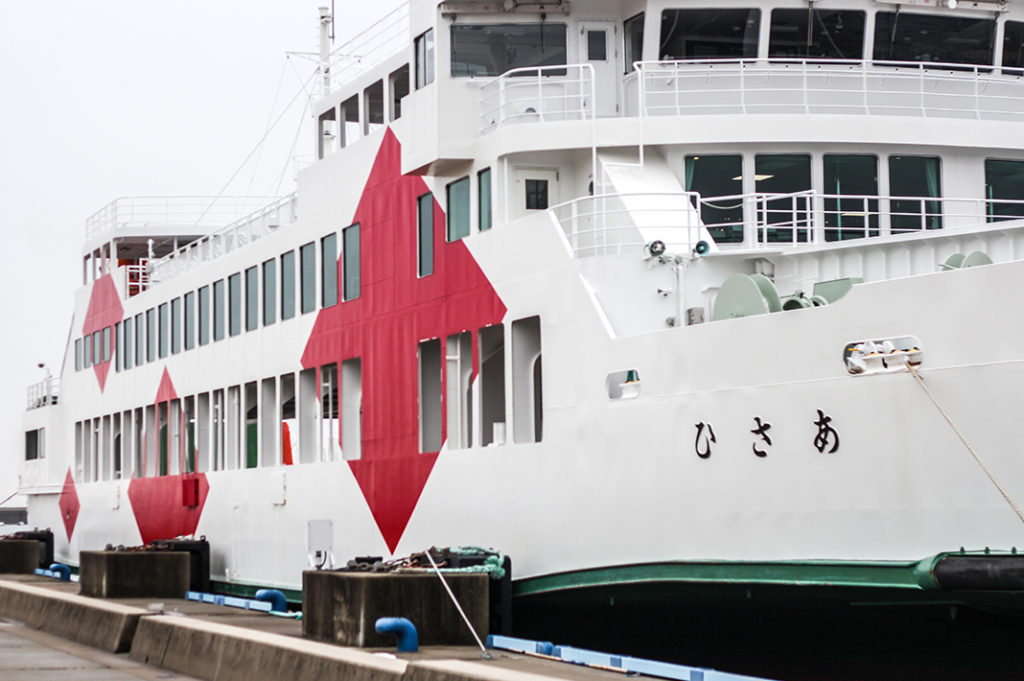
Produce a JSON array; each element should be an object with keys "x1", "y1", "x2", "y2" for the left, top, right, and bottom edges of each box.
[
  {"x1": 254, "y1": 588, "x2": 287, "y2": 613},
  {"x1": 48, "y1": 563, "x2": 71, "y2": 581},
  {"x1": 375, "y1": 617, "x2": 418, "y2": 652}
]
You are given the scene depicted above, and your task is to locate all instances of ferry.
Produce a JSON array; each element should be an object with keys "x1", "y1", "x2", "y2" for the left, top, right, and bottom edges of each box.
[{"x1": 20, "y1": 0, "x2": 1024, "y2": 677}]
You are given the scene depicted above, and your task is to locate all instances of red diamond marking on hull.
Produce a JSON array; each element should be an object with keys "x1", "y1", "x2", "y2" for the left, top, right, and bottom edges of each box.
[
  {"x1": 302, "y1": 129, "x2": 506, "y2": 553},
  {"x1": 82, "y1": 274, "x2": 123, "y2": 392},
  {"x1": 58, "y1": 469, "x2": 80, "y2": 542}
]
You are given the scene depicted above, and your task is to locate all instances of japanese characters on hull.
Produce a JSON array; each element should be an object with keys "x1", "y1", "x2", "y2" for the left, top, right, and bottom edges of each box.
[{"x1": 695, "y1": 410, "x2": 839, "y2": 459}]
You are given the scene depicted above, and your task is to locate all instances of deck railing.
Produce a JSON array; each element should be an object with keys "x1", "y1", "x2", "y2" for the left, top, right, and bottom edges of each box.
[
  {"x1": 636, "y1": 58, "x2": 1024, "y2": 121},
  {"x1": 85, "y1": 196, "x2": 282, "y2": 244},
  {"x1": 550, "y1": 190, "x2": 1024, "y2": 258},
  {"x1": 26, "y1": 377, "x2": 59, "y2": 410},
  {"x1": 480, "y1": 64, "x2": 595, "y2": 132},
  {"x1": 325, "y1": 3, "x2": 409, "y2": 94}
]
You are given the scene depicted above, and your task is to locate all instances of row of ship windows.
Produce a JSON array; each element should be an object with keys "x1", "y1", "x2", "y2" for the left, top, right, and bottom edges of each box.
[
  {"x1": 688, "y1": 154, "x2": 1024, "y2": 242},
  {"x1": 75, "y1": 228, "x2": 359, "y2": 373},
  {"x1": 74, "y1": 170, "x2": 497, "y2": 374},
  {"x1": 69, "y1": 316, "x2": 543, "y2": 481}
]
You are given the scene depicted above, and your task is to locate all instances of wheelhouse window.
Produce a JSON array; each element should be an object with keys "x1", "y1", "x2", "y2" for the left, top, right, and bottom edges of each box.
[
  {"x1": 451, "y1": 24, "x2": 567, "y2": 77},
  {"x1": 1003, "y1": 22, "x2": 1024, "y2": 73},
  {"x1": 446, "y1": 176, "x2": 470, "y2": 242},
  {"x1": 415, "y1": 29, "x2": 435, "y2": 88},
  {"x1": 343, "y1": 223, "x2": 361, "y2": 301},
  {"x1": 478, "y1": 168, "x2": 492, "y2": 231},
  {"x1": 245, "y1": 266, "x2": 258, "y2": 331},
  {"x1": 659, "y1": 9, "x2": 760, "y2": 60},
  {"x1": 300, "y1": 242, "x2": 316, "y2": 314},
  {"x1": 823, "y1": 154, "x2": 878, "y2": 241},
  {"x1": 873, "y1": 13, "x2": 994, "y2": 67},
  {"x1": 322, "y1": 233, "x2": 338, "y2": 308},
  {"x1": 418, "y1": 193, "x2": 434, "y2": 277},
  {"x1": 889, "y1": 156, "x2": 942, "y2": 232},
  {"x1": 389, "y1": 65, "x2": 410, "y2": 121},
  {"x1": 985, "y1": 160, "x2": 1024, "y2": 222},
  {"x1": 685, "y1": 154, "x2": 743, "y2": 243},
  {"x1": 624, "y1": 13, "x2": 644, "y2": 72},
  {"x1": 281, "y1": 251, "x2": 296, "y2": 320},
  {"x1": 769, "y1": 9, "x2": 864, "y2": 60},
  {"x1": 755, "y1": 154, "x2": 811, "y2": 242}
]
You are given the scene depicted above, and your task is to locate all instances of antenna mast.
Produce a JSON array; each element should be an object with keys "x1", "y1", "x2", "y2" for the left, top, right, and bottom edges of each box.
[{"x1": 319, "y1": 6, "x2": 332, "y2": 93}]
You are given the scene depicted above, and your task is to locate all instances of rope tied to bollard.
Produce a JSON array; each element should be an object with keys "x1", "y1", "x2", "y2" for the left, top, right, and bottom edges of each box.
[{"x1": 423, "y1": 548, "x2": 493, "y2": 659}]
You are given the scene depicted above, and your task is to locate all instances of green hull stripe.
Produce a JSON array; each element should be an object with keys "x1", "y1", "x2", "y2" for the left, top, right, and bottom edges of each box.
[{"x1": 513, "y1": 556, "x2": 948, "y2": 597}]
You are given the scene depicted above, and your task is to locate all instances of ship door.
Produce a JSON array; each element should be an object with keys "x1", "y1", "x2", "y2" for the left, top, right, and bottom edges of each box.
[
  {"x1": 578, "y1": 22, "x2": 618, "y2": 116},
  {"x1": 513, "y1": 168, "x2": 560, "y2": 219}
]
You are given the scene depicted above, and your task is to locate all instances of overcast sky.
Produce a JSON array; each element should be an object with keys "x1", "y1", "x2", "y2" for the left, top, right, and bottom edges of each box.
[{"x1": 0, "y1": 1, "x2": 405, "y2": 499}]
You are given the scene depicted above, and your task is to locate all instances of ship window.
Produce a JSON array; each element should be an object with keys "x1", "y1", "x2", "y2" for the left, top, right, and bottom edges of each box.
[
  {"x1": 135, "y1": 312, "x2": 145, "y2": 364},
  {"x1": 245, "y1": 266, "x2": 259, "y2": 331},
  {"x1": 480, "y1": 324, "x2": 506, "y2": 446},
  {"x1": 873, "y1": 13, "x2": 994, "y2": 67},
  {"x1": 184, "y1": 291, "x2": 195, "y2": 350},
  {"x1": 196, "y1": 392, "x2": 210, "y2": 472},
  {"x1": 1003, "y1": 22, "x2": 1024, "y2": 73},
  {"x1": 769, "y1": 9, "x2": 864, "y2": 60},
  {"x1": 389, "y1": 64, "x2": 410, "y2": 121},
  {"x1": 279, "y1": 374, "x2": 295, "y2": 465},
  {"x1": 75, "y1": 339, "x2": 82, "y2": 371},
  {"x1": 146, "y1": 310, "x2": 157, "y2": 362},
  {"x1": 512, "y1": 316, "x2": 542, "y2": 443},
  {"x1": 525, "y1": 179, "x2": 548, "y2": 210},
  {"x1": 451, "y1": 24, "x2": 567, "y2": 77},
  {"x1": 755, "y1": 154, "x2": 811, "y2": 242},
  {"x1": 659, "y1": 9, "x2": 761, "y2": 60},
  {"x1": 446, "y1": 176, "x2": 470, "y2": 242},
  {"x1": 322, "y1": 233, "x2": 338, "y2": 308},
  {"x1": 133, "y1": 407, "x2": 143, "y2": 478},
  {"x1": 418, "y1": 193, "x2": 434, "y2": 277},
  {"x1": 183, "y1": 396, "x2": 195, "y2": 473},
  {"x1": 318, "y1": 107, "x2": 336, "y2": 160},
  {"x1": 588, "y1": 30, "x2": 607, "y2": 61},
  {"x1": 199, "y1": 285, "x2": 211, "y2": 345},
  {"x1": 685, "y1": 154, "x2": 743, "y2": 243},
  {"x1": 103, "y1": 326, "x2": 111, "y2": 363},
  {"x1": 115, "y1": 322, "x2": 121, "y2": 371},
  {"x1": 83, "y1": 335, "x2": 91, "y2": 369},
  {"x1": 478, "y1": 168, "x2": 492, "y2": 231},
  {"x1": 343, "y1": 223, "x2": 361, "y2": 301},
  {"x1": 415, "y1": 28, "x2": 435, "y2": 88},
  {"x1": 171, "y1": 297, "x2": 182, "y2": 354},
  {"x1": 340, "y1": 95, "x2": 359, "y2": 147},
  {"x1": 157, "y1": 401, "x2": 169, "y2": 476},
  {"x1": 261, "y1": 377, "x2": 277, "y2": 466},
  {"x1": 300, "y1": 242, "x2": 316, "y2": 313},
  {"x1": 985, "y1": 159, "x2": 1024, "y2": 222},
  {"x1": 93, "y1": 330, "x2": 101, "y2": 365},
  {"x1": 363, "y1": 80, "x2": 384, "y2": 135},
  {"x1": 228, "y1": 273, "x2": 242, "y2": 336},
  {"x1": 227, "y1": 386, "x2": 241, "y2": 469},
  {"x1": 298, "y1": 368, "x2": 317, "y2": 464},
  {"x1": 211, "y1": 389, "x2": 225, "y2": 470},
  {"x1": 446, "y1": 332, "x2": 473, "y2": 450},
  {"x1": 321, "y1": 364, "x2": 339, "y2": 461},
  {"x1": 213, "y1": 279, "x2": 225, "y2": 341},
  {"x1": 889, "y1": 156, "x2": 942, "y2": 232},
  {"x1": 25, "y1": 428, "x2": 42, "y2": 461},
  {"x1": 341, "y1": 358, "x2": 362, "y2": 460},
  {"x1": 281, "y1": 251, "x2": 296, "y2": 320},
  {"x1": 123, "y1": 317, "x2": 133, "y2": 370},
  {"x1": 158, "y1": 303, "x2": 169, "y2": 358},
  {"x1": 418, "y1": 338, "x2": 442, "y2": 453},
  {"x1": 823, "y1": 154, "x2": 879, "y2": 241},
  {"x1": 263, "y1": 259, "x2": 276, "y2": 325},
  {"x1": 624, "y1": 13, "x2": 645, "y2": 72},
  {"x1": 245, "y1": 382, "x2": 258, "y2": 468}
]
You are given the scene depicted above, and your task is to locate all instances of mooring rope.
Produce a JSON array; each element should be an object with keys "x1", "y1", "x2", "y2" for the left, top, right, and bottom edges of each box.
[
  {"x1": 907, "y1": 363, "x2": 1024, "y2": 525},
  {"x1": 424, "y1": 549, "x2": 491, "y2": 658}
]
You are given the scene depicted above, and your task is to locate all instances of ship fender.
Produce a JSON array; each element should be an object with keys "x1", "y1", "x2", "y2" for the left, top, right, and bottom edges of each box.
[{"x1": 933, "y1": 554, "x2": 1024, "y2": 590}]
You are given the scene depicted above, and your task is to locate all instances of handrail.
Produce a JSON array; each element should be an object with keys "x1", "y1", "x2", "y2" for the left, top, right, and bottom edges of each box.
[
  {"x1": 325, "y1": 3, "x2": 409, "y2": 94},
  {"x1": 480, "y1": 64, "x2": 595, "y2": 133},
  {"x1": 26, "y1": 377, "x2": 59, "y2": 410},
  {"x1": 84, "y1": 196, "x2": 283, "y2": 243}
]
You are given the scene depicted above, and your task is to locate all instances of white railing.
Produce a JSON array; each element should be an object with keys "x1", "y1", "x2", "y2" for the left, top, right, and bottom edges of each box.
[
  {"x1": 636, "y1": 58, "x2": 1024, "y2": 121},
  {"x1": 148, "y1": 193, "x2": 298, "y2": 284},
  {"x1": 550, "y1": 190, "x2": 1024, "y2": 257},
  {"x1": 325, "y1": 3, "x2": 409, "y2": 94},
  {"x1": 85, "y1": 196, "x2": 283, "y2": 243},
  {"x1": 26, "y1": 377, "x2": 59, "y2": 410},
  {"x1": 480, "y1": 64, "x2": 595, "y2": 133}
]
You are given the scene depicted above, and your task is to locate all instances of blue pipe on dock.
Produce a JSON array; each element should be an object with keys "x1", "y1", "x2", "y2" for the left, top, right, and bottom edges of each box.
[
  {"x1": 375, "y1": 617, "x2": 418, "y2": 652},
  {"x1": 48, "y1": 563, "x2": 71, "y2": 581},
  {"x1": 254, "y1": 588, "x2": 287, "y2": 613}
]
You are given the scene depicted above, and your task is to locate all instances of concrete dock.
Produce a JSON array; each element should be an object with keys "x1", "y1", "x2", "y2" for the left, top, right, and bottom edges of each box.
[{"x1": 0, "y1": 574, "x2": 711, "y2": 681}]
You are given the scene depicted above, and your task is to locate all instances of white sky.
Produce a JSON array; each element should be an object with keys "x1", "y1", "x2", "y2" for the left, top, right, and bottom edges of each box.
[{"x1": 0, "y1": 1, "x2": 405, "y2": 497}]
